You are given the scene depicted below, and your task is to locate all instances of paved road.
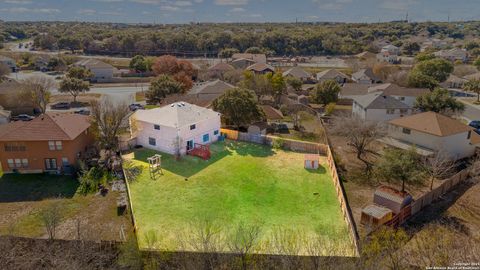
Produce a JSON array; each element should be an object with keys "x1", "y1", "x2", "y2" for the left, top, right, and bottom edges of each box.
[
  {"x1": 459, "y1": 100, "x2": 480, "y2": 122},
  {"x1": 8, "y1": 71, "x2": 141, "y2": 105}
]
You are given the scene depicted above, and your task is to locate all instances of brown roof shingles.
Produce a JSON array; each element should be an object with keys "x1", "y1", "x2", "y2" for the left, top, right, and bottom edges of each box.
[
  {"x1": 0, "y1": 113, "x2": 90, "y2": 141},
  {"x1": 389, "y1": 112, "x2": 472, "y2": 137}
]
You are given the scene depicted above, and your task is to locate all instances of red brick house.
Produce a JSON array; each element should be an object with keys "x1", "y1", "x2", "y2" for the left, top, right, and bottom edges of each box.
[{"x1": 0, "y1": 113, "x2": 94, "y2": 174}]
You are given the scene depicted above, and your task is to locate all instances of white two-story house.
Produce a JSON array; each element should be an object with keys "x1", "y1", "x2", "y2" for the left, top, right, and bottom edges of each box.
[
  {"x1": 367, "y1": 83, "x2": 430, "y2": 107},
  {"x1": 131, "y1": 102, "x2": 221, "y2": 155},
  {"x1": 384, "y1": 112, "x2": 479, "y2": 160},
  {"x1": 352, "y1": 92, "x2": 412, "y2": 122}
]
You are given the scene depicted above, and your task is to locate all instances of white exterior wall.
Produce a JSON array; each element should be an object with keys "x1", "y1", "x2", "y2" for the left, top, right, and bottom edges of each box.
[
  {"x1": 391, "y1": 95, "x2": 416, "y2": 107},
  {"x1": 135, "y1": 114, "x2": 221, "y2": 155},
  {"x1": 389, "y1": 125, "x2": 476, "y2": 160},
  {"x1": 352, "y1": 101, "x2": 411, "y2": 122}
]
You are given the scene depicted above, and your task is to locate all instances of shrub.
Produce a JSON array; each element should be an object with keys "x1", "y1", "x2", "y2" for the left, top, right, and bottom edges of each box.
[
  {"x1": 78, "y1": 166, "x2": 109, "y2": 195},
  {"x1": 325, "y1": 102, "x2": 336, "y2": 116},
  {"x1": 272, "y1": 137, "x2": 285, "y2": 150}
]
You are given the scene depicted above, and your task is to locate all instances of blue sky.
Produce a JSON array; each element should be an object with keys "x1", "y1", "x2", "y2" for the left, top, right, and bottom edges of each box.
[{"x1": 0, "y1": 0, "x2": 478, "y2": 24}]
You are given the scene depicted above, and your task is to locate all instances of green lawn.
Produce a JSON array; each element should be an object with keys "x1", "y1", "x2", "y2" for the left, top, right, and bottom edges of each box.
[{"x1": 128, "y1": 141, "x2": 354, "y2": 256}]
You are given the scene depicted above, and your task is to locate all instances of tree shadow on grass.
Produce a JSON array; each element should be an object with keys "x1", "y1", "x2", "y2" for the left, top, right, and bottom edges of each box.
[
  {"x1": 133, "y1": 142, "x2": 235, "y2": 178},
  {"x1": 0, "y1": 174, "x2": 79, "y2": 203},
  {"x1": 224, "y1": 140, "x2": 275, "y2": 157}
]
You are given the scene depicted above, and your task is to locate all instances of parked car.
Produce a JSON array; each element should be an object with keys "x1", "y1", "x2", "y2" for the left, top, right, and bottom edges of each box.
[
  {"x1": 74, "y1": 109, "x2": 90, "y2": 116},
  {"x1": 51, "y1": 102, "x2": 71, "y2": 110},
  {"x1": 11, "y1": 114, "x2": 34, "y2": 121},
  {"x1": 469, "y1": 120, "x2": 480, "y2": 134},
  {"x1": 129, "y1": 103, "x2": 145, "y2": 111}
]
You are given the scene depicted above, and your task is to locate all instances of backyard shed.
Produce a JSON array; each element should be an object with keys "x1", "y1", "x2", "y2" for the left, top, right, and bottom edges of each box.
[
  {"x1": 373, "y1": 186, "x2": 413, "y2": 214},
  {"x1": 361, "y1": 204, "x2": 393, "y2": 228},
  {"x1": 304, "y1": 154, "x2": 320, "y2": 170}
]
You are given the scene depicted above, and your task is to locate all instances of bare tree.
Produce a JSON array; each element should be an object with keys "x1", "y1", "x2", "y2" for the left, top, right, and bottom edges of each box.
[
  {"x1": 19, "y1": 76, "x2": 55, "y2": 113},
  {"x1": 331, "y1": 116, "x2": 386, "y2": 174},
  {"x1": 39, "y1": 200, "x2": 64, "y2": 240},
  {"x1": 422, "y1": 151, "x2": 456, "y2": 190},
  {"x1": 90, "y1": 98, "x2": 130, "y2": 151},
  {"x1": 227, "y1": 222, "x2": 262, "y2": 270}
]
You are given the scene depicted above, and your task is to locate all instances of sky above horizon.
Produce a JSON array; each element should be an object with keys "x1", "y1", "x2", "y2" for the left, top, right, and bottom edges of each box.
[{"x1": 0, "y1": 0, "x2": 478, "y2": 24}]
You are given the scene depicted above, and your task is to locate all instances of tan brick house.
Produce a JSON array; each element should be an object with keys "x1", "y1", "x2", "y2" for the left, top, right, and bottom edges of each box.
[{"x1": 0, "y1": 113, "x2": 94, "y2": 174}]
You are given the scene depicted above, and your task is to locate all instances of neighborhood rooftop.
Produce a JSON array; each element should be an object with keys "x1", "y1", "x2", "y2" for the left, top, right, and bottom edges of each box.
[
  {"x1": 389, "y1": 112, "x2": 473, "y2": 137},
  {"x1": 367, "y1": 83, "x2": 430, "y2": 97},
  {"x1": 0, "y1": 113, "x2": 90, "y2": 141},
  {"x1": 352, "y1": 92, "x2": 410, "y2": 109},
  {"x1": 134, "y1": 102, "x2": 220, "y2": 128}
]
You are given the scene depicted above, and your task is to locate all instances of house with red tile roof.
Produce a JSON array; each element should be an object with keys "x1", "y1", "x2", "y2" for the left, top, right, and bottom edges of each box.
[{"x1": 0, "y1": 113, "x2": 94, "y2": 174}]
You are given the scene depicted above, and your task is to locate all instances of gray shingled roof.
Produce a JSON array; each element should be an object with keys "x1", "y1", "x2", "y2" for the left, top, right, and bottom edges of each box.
[
  {"x1": 352, "y1": 92, "x2": 410, "y2": 109},
  {"x1": 188, "y1": 80, "x2": 234, "y2": 96},
  {"x1": 352, "y1": 68, "x2": 381, "y2": 82}
]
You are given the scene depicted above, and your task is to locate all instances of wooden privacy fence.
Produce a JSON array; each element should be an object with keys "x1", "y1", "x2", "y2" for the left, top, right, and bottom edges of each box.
[
  {"x1": 326, "y1": 145, "x2": 360, "y2": 256},
  {"x1": 221, "y1": 128, "x2": 359, "y2": 256},
  {"x1": 410, "y1": 169, "x2": 470, "y2": 215},
  {"x1": 121, "y1": 160, "x2": 138, "y2": 233},
  {"x1": 220, "y1": 129, "x2": 328, "y2": 154}
]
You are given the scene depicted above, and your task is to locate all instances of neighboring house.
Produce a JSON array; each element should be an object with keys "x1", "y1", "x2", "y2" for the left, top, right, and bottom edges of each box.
[
  {"x1": 434, "y1": 48, "x2": 468, "y2": 63},
  {"x1": 367, "y1": 83, "x2": 429, "y2": 107},
  {"x1": 0, "y1": 55, "x2": 17, "y2": 72},
  {"x1": 74, "y1": 59, "x2": 115, "y2": 82},
  {"x1": 352, "y1": 93, "x2": 412, "y2": 122},
  {"x1": 421, "y1": 38, "x2": 449, "y2": 51},
  {"x1": 376, "y1": 51, "x2": 398, "y2": 64},
  {"x1": 441, "y1": 74, "x2": 468, "y2": 89},
  {"x1": 316, "y1": 69, "x2": 349, "y2": 84},
  {"x1": 352, "y1": 68, "x2": 382, "y2": 84},
  {"x1": 232, "y1": 53, "x2": 267, "y2": 64},
  {"x1": 282, "y1": 66, "x2": 312, "y2": 82},
  {"x1": 383, "y1": 112, "x2": 479, "y2": 160},
  {"x1": 187, "y1": 80, "x2": 235, "y2": 104},
  {"x1": 0, "y1": 106, "x2": 11, "y2": 124},
  {"x1": 131, "y1": 102, "x2": 221, "y2": 155},
  {"x1": 230, "y1": 58, "x2": 256, "y2": 70},
  {"x1": 260, "y1": 105, "x2": 284, "y2": 122},
  {"x1": 0, "y1": 113, "x2": 93, "y2": 174},
  {"x1": 339, "y1": 83, "x2": 370, "y2": 99},
  {"x1": 246, "y1": 63, "x2": 275, "y2": 75},
  {"x1": 208, "y1": 62, "x2": 234, "y2": 75},
  {"x1": 380, "y1": 44, "x2": 400, "y2": 55}
]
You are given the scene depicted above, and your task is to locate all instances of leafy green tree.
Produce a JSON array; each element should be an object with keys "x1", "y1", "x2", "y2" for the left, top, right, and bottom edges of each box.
[
  {"x1": 414, "y1": 58, "x2": 454, "y2": 82},
  {"x1": 311, "y1": 80, "x2": 341, "y2": 106},
  {"x1": 415, "y1": 52, "x2": 436, "y2": 62},
  {"x1": 376, "y1": 147, "x2": 425, "y2": 192},
  {"x1": 402, "y1": 41, "x2": 420, "y2": 56},
  {"x1": 286, "y1": 77, "x2": 303, "y2": 92},
  {"x1": 268, "y1": 72, "x2": 286, "y2": 105},
  {"x1": 212, "y1": 88, "x2": 265, "y2": 129},
  {"x1": 245, "y1": 47, "x2": 263, "y2": 54},
  {"x1": 218, "y1": 48, "x2": 239, "y2": 59},
  {"x1": 146, "y1": 75, "x2": 183, "y2": 104},
  {"x1": 414, "y1": 88, "x2": 465, "y2": 114},
  {"x1": 66, "y1": 66, "x2": 93, "y2": 80},
  {"x1": 407, "y1": 70, "x2": 439, "y2": 90},
  {"x1": 464, "y1": 79, "x2": 480, "y2": 102},
  {"x1": 59, "y1": 77, "x2": 90, "y2": 103},
  {"x1": 129, "y1": 55, "x2": 148, "y2": 73}
]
